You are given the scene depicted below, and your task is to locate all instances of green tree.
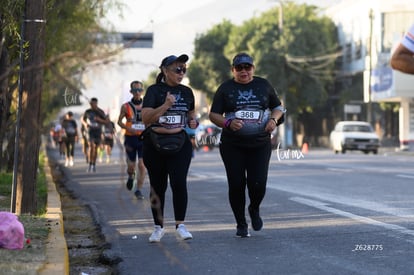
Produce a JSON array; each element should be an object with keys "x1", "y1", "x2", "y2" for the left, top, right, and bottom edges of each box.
[
  {"x1": 0, "y1": 0, "x2": 121, "y2": 213},
  {"x1": 42, "y1": 0, "x2": 123, "y2": 121},
  {"x1": 187, "y1": 20, "x2": 235, "y2": 102},
  {"x1": 13, "y1": 0, "x2": 47, "y2": 214},
  {"x1": 1, "y1": 0, "x2": 121, "y2": 171},
  {"x1": 0, "y1": 0, "x2": 25, "y2": 171}
]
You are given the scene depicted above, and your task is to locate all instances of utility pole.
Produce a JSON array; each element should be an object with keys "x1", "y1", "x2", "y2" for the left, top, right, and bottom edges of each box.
[{"x1": 275, "y1": 1, "x2": 291, "y2": 148}]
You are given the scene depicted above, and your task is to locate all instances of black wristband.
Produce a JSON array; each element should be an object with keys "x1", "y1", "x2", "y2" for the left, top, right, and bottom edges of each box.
[{"x1": 270, "y1": 117, "x2": 277, "y2": 125}]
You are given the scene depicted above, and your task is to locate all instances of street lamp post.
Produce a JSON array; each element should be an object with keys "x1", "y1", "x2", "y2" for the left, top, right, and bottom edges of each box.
[
  {"x1": 272, "y1": 1, "x2": 290, "y2": 148},
  {"x1": 367, "y1": 9, "x2": 374, "y2": 124},
  {"x1": 277, "y1": 2, "x2": 283, "y2": 34}
]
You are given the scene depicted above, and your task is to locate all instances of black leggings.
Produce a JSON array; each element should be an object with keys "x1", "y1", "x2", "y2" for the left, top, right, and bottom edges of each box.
[
  {"x1": 143, "y1": 135, "x2": 193, "y2": 227},
  {"x1": 64, "y1": 138, "x2": 76, "y2": 157},
  {"x1": 219, "y1": 141, "x2": 272, "y2": 226}
]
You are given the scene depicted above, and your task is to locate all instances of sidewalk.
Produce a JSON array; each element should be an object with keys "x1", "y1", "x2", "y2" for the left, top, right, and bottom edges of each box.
[{"x1": 37, "y1": 150, "x2": 69, "y2": 275}]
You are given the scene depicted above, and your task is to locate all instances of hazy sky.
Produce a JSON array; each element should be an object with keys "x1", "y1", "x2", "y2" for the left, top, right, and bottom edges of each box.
[
  {"x1": 101, "y1": 0, "x2": 281, "y2": 74},
  {"x1": 101, "y1": 0, "x2": 337, "y2": 75}
]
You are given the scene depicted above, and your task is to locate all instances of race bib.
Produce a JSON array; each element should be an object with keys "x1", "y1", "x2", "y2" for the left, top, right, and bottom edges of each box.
[
  {"x1": 158, "y1": 112, "x2": 186, "y2": 129},
  {"x1": 89, "y1": 122, "x2": 99, "y2": 128},
  {"x1": 235, "y1": 110, "x2": 263, "y2": 123},
  {"x1": 131, "y1": 123, "x2": 145, "y2": 130},
  {"x1": 159, "y1": 115, "x2": 182, "y2": 124},
  {"x1": 66, "y1": 127, "x2": 76, "y2": 134}
]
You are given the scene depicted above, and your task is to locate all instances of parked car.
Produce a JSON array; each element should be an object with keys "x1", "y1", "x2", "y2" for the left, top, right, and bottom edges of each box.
[{"x1": 329, "y1": 121, "x2": 380, "y2": 154}]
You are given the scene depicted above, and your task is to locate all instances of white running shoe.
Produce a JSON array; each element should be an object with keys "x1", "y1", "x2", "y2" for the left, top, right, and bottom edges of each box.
[
  {"x1": 176, "y1": 224, "x2": 193, "y2": 240},
  {"x1": 149, "y1": 225, "x2": 165, "y2": 243},
  {"x1": 64, "y1": 159, "x2": 69, "y2": 167}
]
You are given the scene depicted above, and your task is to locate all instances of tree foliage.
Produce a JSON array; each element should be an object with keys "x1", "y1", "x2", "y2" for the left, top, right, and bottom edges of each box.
[
  {"x1": 0, "y1": 0, "x2": 121, "y2": 213},
  {"x1": 0, "y1": 0, "x2": 121, "y2": 172},
  {"x1": 187, "y1": 20, "x2": 235, "y2": 102},
  {"x1": 42, "y1": 0, "x2": 122, "y2": 121}
]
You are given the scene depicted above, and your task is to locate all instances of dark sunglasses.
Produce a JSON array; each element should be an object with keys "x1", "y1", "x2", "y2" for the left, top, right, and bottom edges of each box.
[
  {"x1": 131, "y1": 88, "x2": 144, "y2": 93},
  {"x1": 234, "y1": 64, "x2": 253, "y2": 72},
  {"x1": 170, "y1": 66, "x2": 187, "y2": 74}
]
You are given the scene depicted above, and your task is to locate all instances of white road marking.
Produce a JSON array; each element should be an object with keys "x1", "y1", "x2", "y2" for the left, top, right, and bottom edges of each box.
[
  {"x1": 270, "y1": 184, "x2": 414, "y2": 218},
  {"x1": 290, "y1": 196, "x2": 414, "y2": 240},
  {"x1": 326, "y1": 168, "x2": 353, "y2": 172},
  {"x1": 396, "y1": 174, "x2": 414, "y2": 179},
  {"x1": 188, "y1": 171, "x2": 227, "y2": 181}
]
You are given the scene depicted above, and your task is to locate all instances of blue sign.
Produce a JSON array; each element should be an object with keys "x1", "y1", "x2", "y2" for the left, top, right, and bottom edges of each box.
[{"x1": 371, "y1": 67, "x2": 393, "y2": 93}]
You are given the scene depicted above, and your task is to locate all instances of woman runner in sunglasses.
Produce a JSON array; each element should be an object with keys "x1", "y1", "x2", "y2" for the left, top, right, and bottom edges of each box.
[
  {"x1": 209, "y1": 52, "x2": 286, "y2": 237},
  {"x1": 141, "y1": 54, "x2": 198, "y2": 243}
]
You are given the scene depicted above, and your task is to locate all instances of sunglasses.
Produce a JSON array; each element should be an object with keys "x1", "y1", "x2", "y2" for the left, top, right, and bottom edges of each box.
[
  {"x1": 131, "y1": 88, "x2": 144, "y2": 93},
  {"x1": 234, "y1": 64, "x2": 253, "y2": 72},
  {"x1": 170, "y1": 66, "x2": 187, "y2": 74}
]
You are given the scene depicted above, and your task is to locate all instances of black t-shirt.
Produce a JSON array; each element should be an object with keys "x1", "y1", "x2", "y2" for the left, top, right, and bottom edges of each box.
[
  {"x1": 83, "y1": 108, "x2": 106, "y2": 134},
  {"x1": 210, "y1": 76, "x2": 282, "y2": 144},
  {"x1": 62, "y1": 119, "x2": 77, "y2": 138},
  {"x1": 103, "y1": 122, "x2": 115, "y2": 139},
  {"x1": 143, "y1": 82, "x2": 195, "y2": 129}
]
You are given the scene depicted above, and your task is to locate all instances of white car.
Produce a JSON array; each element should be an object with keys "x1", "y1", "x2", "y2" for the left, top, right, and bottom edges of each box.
[{"x1": 329, "y1": 121, "x2": 380, "y2": 154}]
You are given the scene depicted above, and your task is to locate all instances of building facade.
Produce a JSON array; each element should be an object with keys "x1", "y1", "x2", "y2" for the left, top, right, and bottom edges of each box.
[{"x1": 326, "y1": 0, "x2": 414, "y2": 150}]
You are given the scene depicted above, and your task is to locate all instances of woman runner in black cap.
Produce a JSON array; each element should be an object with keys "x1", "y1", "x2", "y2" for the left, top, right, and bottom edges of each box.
[
  {"x1": 141, "y1": 54, "x2": 199, "y2": 243},
  {"x1": 209, "y1": 52, "x2": 286, "y2": 237}
]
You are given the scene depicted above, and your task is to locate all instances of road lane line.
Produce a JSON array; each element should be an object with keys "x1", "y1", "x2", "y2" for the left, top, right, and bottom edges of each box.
[
  {"x1": 326, "y1": 168, "x2": 353, "y2": 173},
  {"x1": 396, "y1": 174, "x2": 414, "y2": 179},
  {"x1": 271, "y1": 184, "x2": 414, "y2": 218},
  {"x1": 290, "y1": 196, "x2": 414, "y2": 240},
  {"x1": 188, "y1": 171, "x2": 227, "y2": 181}
]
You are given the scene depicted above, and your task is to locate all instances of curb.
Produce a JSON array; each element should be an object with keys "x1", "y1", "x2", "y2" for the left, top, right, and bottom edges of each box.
[{"x1": 37, "y1": 151, "x2": 69, "y2": 275}]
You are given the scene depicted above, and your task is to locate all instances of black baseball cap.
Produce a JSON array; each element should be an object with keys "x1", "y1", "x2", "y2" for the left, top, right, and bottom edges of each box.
[
  {"x1": 232, "y1": 53, "x2": 254, "y2": 66},
  {"x1": 160, "y1": 54, "x2": 189, "y2": 67}
]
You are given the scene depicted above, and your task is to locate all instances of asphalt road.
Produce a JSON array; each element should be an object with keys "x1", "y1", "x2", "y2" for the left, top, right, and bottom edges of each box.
[{"x1": 51, "y1": 142, "x2": 414, "y2": 275}]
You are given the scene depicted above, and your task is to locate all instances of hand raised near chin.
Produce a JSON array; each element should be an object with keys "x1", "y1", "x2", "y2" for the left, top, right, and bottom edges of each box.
[{"x1": 165, "y1": 92, "x2": 176, "y2": 107}]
